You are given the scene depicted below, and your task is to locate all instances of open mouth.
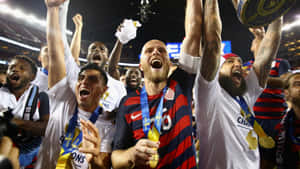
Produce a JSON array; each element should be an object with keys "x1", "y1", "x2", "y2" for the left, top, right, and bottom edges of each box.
[
  {"x1": 151, "y1": 59, "x2": 162, "y2": 69},
  {"x1": 80, "y1": 89, "x2": 90, "y2": 97},
  {"x1": 92, "y1": 54, "x2": 101, "y2": 61},
  {"x1": 130, "y1": 79, "x2": 138, "y2": 84},
  {"x1": 232, "y1": 70, "x2": 242, "y2": 84},
  {"x1": 10, "y1": 74, "x2": 20, "y2": 82},
  {"x1": 232, "y1": 70, "x2": 242, "y2": 77}
]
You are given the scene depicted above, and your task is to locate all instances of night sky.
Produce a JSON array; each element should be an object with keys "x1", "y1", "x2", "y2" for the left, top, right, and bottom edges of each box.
[{"x1": 4, "y1": 0, "x2": 300, "y2": 62}]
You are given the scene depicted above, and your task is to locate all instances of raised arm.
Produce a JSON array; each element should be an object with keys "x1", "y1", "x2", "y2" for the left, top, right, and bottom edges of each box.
[
  {"x1": 70, "y1": 13, "x2": 83, "y2": 65},
  {"x1": 108, "y1": 39, "x2": 122, "y2": 80},
  {"x1": 249, "y1": 27, "x2": 265, "y2": 58},
  {"x1": 253, "y1": 17, "x2": 283, "y2": 88},
  {"x1": 181, "y1": 0, "x2": 203, "y2": 57},
  {"x1": 200, "y1": 0, "x2": 222, "y2": 81},
  {"x1": 179, "y1": 0, "x2": 203, "y2": 74},
  {"x1": 109, "y1": 20, "x2": 141, "y2": 80},
  {"x1": 46, "y1": 0, "x2": 66, "y2": 88}
]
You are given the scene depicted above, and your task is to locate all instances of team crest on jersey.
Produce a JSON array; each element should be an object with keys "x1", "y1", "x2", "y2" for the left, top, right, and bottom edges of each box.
[{"x1": 165, "y1": 88, "x2": 175, "y2": 100}]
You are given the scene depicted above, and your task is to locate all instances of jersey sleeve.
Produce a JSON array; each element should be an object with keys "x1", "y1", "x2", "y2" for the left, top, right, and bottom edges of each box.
[
  {"x1": 112, "y1": 97, "x2": 135, "y2": 150},
  {"x1": 38, "y1": 91, "x2": 50, "y2": 118},
  {"x1": 170, "y1": 68, "x2": 195, "y2": 103}
]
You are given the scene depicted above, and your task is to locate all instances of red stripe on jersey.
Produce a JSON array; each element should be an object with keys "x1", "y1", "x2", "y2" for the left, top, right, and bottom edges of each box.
[
  {"x1": 160, "y1": 115, "x2": 191, "y2": 147},
  {"x1": 133, "y1": 128, "x2": 145, "y2": 140},
  {"x1": 256, "y1": 98, "x2": 285, "y2": 103},
  {"x1": 124, "y1": 96, "x2": 140, "y2": 106},
  {"x1": 269, "y1": 70, "x2": 278, "y2": 76},
  {"x1": 275, "y1": 61, "x2": 280, "y2": 68},
  {"x1": 158, "y1": 136, "x2": 193, "y2": 168},
  {"x1": 125, "y1": 107, "x2": 157, "y2": 124},
  {"x1": 253, "y1": 107, "x2": 286, "y2": 112},
  {"x1": 255, "y1": 115, "x2": 284, "y2": 119},
  {"x1": 165, "y1": 94, "x2": 189, "y2": 120},
  {"x1": 176, "y1": 156, "x2": 197, "y2": 169},
  {"x1": 37, "y1": 100, "x2": 40, "y2": 109},
  {"x1": 263, "y1": 88, "x2": 283, "y2": 95}
]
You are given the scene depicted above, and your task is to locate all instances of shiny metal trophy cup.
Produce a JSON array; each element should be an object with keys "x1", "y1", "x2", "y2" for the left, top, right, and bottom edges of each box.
[{"x1": 233, "y1": 0, "x2": 296, "y2": 27}]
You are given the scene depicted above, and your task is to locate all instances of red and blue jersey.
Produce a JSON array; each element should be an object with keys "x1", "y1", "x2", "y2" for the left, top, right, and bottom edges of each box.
[
  {"x1": 243, "y1": 58, "x2": 291, "y2": 119},
  {"x1": 262, "y1": 109, "x2": 300, "y2": 169},
  {"x1": 113, "y1": 68, "x2": 197, "y2": 169}
]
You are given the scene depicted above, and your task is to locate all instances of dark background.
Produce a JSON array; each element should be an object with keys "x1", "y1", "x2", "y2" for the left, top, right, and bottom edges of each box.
[{"x1": 3, "y1": 0, "x2": 300, "y2": 63}]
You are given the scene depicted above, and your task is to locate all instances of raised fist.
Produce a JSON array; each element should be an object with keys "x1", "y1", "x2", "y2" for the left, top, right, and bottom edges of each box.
[{"x1": 72, "y1": 14, "x2": 83, "y2": 30}]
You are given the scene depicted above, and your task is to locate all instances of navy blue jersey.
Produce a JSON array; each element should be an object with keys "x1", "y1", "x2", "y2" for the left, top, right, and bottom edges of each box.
[
  {"x1": 113, "y1": 68, "x2": 197, "y2": 169},
  {"x1": 243, "y1": 58, "x2": 291, "y2": 119}
]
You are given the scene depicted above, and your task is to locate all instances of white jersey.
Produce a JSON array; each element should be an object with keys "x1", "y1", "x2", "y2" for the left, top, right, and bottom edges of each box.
[
  {"x1": 0, "y1": 85, "x2": 40, "y2": 120},
  {"x1": 59, "y1": 0, "x2": 126, "y2": 113},
  {"x1": 35, "y1": 1, "x2": 123, "y2": 168},
  {"x1": 194, "y1": 58, "x2": 263, "y2": 169},
  {"x1": 31, "y1": 69, "x2": 48, "y2": 92},
  {"x1": 35, "y1": 78, "x2": 116, "y2": 169}
]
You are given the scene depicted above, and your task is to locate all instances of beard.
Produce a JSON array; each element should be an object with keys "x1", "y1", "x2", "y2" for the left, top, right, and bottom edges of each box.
[
  {"x1": 143, "y1": 65, "x2": 169, "y2": 84},
  {"x1": 218, "y1": 74, "x2": 247, "y2": 97},
  {"x1": 291, "y1": 97, "x2": 300, "y2": 108},
  {"x1": 6, "y1": 77, "x2": 30, "y2": 91}
]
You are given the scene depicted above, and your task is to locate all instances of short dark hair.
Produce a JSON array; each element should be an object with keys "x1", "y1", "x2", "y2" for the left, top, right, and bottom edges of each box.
[
  {"x1": 13, "y1": 55, "x2": 37, "y2": 76},
  {"x1": 79, "y1": 63, "x2": 108, "y2": 85}
]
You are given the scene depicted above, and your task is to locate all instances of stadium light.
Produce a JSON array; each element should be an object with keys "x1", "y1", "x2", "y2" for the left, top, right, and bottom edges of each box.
[
  {"x1": 78, "y1": 57, "x2": 139, "y2": 67},
  {"x1": 0, "y1": 36, "x2": 40, "y2": 51},
  {"x1": 282, "y1": 16, "x2": 300, "y2": 31},
  {"x1": 0, "y1": 4, "x2": 73, "y2": 35}
]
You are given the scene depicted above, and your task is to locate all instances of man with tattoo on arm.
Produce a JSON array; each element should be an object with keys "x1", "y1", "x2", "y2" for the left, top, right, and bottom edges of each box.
[{"x1": 193, "y1": 0, "x2": 283, "y2": 167}]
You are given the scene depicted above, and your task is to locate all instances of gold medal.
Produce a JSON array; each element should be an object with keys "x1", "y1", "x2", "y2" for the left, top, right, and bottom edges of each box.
[
  {"x1": 259, "y1": 135, "x2": 275, "y2": 149},
  {"x1": 149, "y1": 152, "x2": 159, "y2": 168},
  {"x1": 246, "y1": 130, "x2": 258, "y2": 150},
  {"x1": 253, "y1": 121, "x2": 275, "y2": 149},
  {"x1": 148, "y1": 127, "x2": 160, "y2": 168}
]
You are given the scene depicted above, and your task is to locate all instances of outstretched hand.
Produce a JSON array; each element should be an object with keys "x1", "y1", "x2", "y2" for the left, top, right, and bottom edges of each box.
[
  {"x1": 45, "y1": 0, "x2": 66, "y2": 8},
  {"x1": 79, "y1": 119, "x2": 101, "y2": 162},
  {"x1": 72, "y1": 14, "x2": 83, "y2": 30}
]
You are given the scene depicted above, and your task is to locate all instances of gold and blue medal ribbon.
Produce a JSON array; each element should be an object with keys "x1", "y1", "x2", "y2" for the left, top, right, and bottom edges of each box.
[
  {"x1": 233, "y1": 96, "x2": 275, "y2": 149},
  {"x1": 140, "y1": 86, "x2": 167, "y2": 168},
  {"x1": 56, "y1": 106, "x2": 102, "y2": 169},
  {"x1": 41, "y1": 67, "x2": 48, "y2": 75}
]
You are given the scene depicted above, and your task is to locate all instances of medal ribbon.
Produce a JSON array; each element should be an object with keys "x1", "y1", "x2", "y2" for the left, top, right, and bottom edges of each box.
[
  {"x1": 41, "y1": 67, "x2": 48, "y2": 76},
  {"x1": 56, "y1": 106, "x2": 102, "y2": 169},
  {"x1": 233, "y1": 96, "x2": 274, "y2": 148},
  {"x1": 140, "y1": 86, "x2": 167, "y2": 139}
]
